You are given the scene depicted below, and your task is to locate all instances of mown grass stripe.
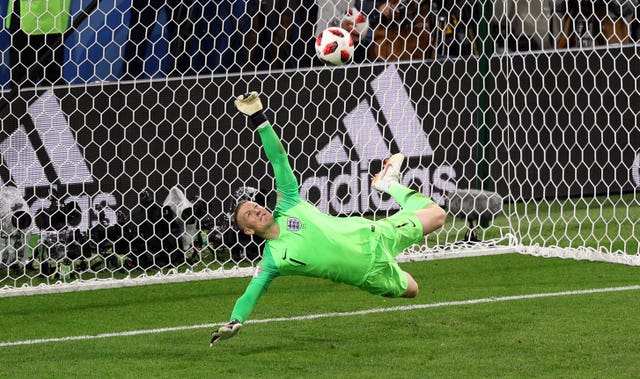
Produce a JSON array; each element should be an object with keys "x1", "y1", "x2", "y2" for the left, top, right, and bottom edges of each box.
[{"x1": 2, "y1": 284, "x2": 638, "y2": 348}]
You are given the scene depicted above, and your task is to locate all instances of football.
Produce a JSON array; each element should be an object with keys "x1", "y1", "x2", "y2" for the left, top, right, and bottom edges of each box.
[
  {"x1": 342, "y1": 7, "x2": 369, "y2": 41},
  {"x1": 315, "y1": 27, "x2": 354, "y2": 66}
]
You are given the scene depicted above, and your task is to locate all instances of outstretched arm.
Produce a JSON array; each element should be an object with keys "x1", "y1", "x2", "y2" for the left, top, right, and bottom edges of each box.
[
  {"x1": 229, "y1": 255, "x2": 279, "y2": 322},
  {"x1": 235, "y1": 92, "x2": 300, "y2": 205},
  {"x1": 210, "y1": 252, "x2": 279, "y2": 346}
]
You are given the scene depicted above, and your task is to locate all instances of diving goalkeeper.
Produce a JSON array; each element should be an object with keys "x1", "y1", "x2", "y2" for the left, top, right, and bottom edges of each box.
[{"x1": 211, "y1": 92, "x2": 446, "y2": 346}]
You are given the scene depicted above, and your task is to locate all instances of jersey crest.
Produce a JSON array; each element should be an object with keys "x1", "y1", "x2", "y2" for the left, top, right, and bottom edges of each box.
[{"x1": 286, "y1": 217, "x2": 302, "y2": 232}]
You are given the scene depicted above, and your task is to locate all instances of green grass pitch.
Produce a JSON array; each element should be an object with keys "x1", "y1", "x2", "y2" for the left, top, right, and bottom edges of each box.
[{"x1": 1, "y1": 253, "x2": 640, "y2": 378}]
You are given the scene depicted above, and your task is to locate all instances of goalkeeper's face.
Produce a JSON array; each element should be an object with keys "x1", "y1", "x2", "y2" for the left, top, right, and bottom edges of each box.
[{"x1": 235, "y1": 201, "x2": 275, "y2": 237}]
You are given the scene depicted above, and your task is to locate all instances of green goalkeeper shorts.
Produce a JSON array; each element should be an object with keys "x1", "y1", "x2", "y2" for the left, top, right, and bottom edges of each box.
[{"x1": 359, "y1": 210, "x2": 423, "y2": 297}]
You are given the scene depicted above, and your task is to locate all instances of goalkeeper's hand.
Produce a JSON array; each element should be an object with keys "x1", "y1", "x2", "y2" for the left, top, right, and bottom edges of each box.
[
  {"x1": 210, "y1": 320, "x2": 242, "y2": 347},
  {"x1": 234, "y1": 92, "x2": 263, "y2": 116},
  {"x1": 234, "y1": 92, "x2": 268, "y2": 127}
]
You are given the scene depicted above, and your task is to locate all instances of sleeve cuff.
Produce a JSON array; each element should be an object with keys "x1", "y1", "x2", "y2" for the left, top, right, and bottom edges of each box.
[{"x1": 250, "y1": 111, "x2": 268, "y2": 128}]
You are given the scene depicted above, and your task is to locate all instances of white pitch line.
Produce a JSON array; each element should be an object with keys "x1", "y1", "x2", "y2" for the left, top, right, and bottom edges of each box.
[{"x1": 2, "y1": 284, "x2": 639, "y2": 348}]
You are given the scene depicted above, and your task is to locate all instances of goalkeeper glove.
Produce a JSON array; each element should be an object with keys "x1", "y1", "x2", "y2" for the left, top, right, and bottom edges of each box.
[
  {"x1": 234, "y1": 92, "x2": 268, "y2": 127},
  {"x1": 210, "y1": 319, "x2": 243, "y2": 347}
]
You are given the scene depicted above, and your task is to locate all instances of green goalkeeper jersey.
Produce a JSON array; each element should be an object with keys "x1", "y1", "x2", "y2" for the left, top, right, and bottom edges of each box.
[{"x1": 229, "y1": 123, "x2": 377, "y2": 323}]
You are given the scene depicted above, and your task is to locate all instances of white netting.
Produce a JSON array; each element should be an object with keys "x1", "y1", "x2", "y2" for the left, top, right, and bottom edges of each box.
[{"x1": 1, "y1": 0, "x2": 639, "y2": 296}]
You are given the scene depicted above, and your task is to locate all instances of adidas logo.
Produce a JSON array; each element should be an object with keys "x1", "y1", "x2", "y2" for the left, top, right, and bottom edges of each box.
[
  {"x1": 0, "y1": 90, "x2": 116, "y2": 231},
  {"x1": 301, "y1": 65, "x2": 457, "y2": 214}
]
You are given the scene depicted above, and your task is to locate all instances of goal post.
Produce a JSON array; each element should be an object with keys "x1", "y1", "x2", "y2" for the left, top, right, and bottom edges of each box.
[{"x1": 1, "y1": 1, "x2": 639, "y2": 297}]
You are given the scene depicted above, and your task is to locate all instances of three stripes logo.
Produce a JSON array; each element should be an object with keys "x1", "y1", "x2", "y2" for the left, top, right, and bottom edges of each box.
[
  {"x1": 315, "y1": 65, "x2": 433, "y2": 164},
  {"x1": 0, "y1": 90, "x2": 92, "y2": 190},
  {"x1": 0, "y1": 90, "x2": 115, "y2": 230},
  {"x1": 300, "y1": 65, "x2": 457, "y2": 214}
]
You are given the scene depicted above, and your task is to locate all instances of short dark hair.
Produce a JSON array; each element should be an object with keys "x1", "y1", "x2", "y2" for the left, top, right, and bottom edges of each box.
[{"x1": 231, "y1": 199, "x2": 249, "y2": 231}]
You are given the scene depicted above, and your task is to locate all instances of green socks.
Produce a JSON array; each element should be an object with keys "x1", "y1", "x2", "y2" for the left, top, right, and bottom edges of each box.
[{"x1": 387, "y1": 182, "x2": 434, "y2": 211}]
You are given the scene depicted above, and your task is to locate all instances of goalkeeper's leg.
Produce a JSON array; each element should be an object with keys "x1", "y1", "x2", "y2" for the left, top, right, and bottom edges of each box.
[
  {"x1": 372, "y1": 153, "x2": 446, "y2": 235},
  {"x1": 372, "y1": 153, "x2": 435, "y2": 211},
  {"x1": 399, "y1": 271, "x2": 419, "y2": 298}
]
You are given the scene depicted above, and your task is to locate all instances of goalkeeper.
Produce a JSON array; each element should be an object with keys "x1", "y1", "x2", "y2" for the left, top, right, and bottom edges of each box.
[{"x1": 211, "y1": 92, "x2": 446, "y2": 346}]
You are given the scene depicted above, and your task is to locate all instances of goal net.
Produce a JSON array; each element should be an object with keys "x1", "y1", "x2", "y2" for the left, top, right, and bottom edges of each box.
[{"x1": 1, "y1": 0, "x2": 638, "y2": 296}]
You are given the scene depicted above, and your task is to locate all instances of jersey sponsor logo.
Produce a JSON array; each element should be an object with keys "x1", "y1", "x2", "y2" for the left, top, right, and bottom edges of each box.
[
  {"x1": 300, "y1": 65, "x2": 457, "y2": 214},
  {"x1": 286, "y1": 217, "x2": 302, "y2": 232},
  {"x1": 0, "y1": 90, "x2": 116, "y2": 231}
]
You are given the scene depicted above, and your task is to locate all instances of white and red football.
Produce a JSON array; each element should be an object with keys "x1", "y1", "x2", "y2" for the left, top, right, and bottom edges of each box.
[
  {"x1": 342, "y1": 7, "x2": 369, "y2": 41},
  {"x1": 315, "y1": 27, "x2": 355, "y2": 66}
]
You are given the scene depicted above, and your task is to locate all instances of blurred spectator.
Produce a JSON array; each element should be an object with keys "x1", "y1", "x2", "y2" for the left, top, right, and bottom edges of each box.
[
  {"x1": 355, "y1": 0, "x2": 435, "y2": 62},
  {"x1": 431, "y1": 0, "x2": 476, "y2": 58},
  {"x1": 246, "y1": 0, "x2": 317, "y2": 70},
  {"x1": 6, "y1": 0, "x2": 71, "y2": 88},
  {"x1": 345, "y1": 0, "x2": 478, "y2": 63},
  {"x1": 173, "y1": 1, "x2": 257, "y2": 75},
  {"x1": 551, "y1": 0, "x2": 638, "y2": 49},
  {"x1": 217, "y1": 1, "x2": 259, "y2": 73},
  {"x1": 122, "y1": 0, "x2": 191, "y2": 80},
  {"x1": 492, "y1": 0, "x2": 554, "y2": 52}
]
